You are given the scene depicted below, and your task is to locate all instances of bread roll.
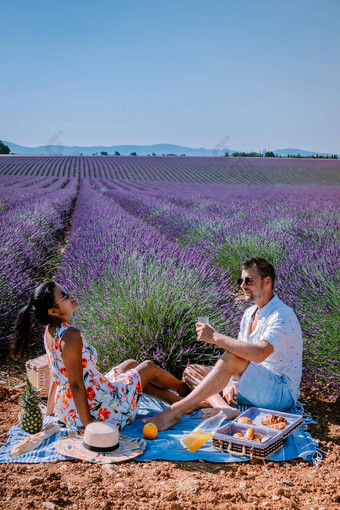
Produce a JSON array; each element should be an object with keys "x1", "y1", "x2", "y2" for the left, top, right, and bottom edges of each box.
[
  {"x1": 244, "y1": 427, "x2": 254, "y2": 440},
  {"x1": 237, "y1": 416, "x2": 253, "y2": 424},
  {"x1": 10, "y1": 423, "x2": 60, "y2": 457},
  {"x1": 233, "y1": 432, "x2": 244, "y2": 438}
]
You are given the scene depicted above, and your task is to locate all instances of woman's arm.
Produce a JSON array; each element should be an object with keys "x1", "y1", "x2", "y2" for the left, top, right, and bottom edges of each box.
[
  {"x1": 46, "y1": 378, "x2": 57, "y2": 415},
  {"x1": 61, "y1": 328, "x2": 93, "y2": 428}
]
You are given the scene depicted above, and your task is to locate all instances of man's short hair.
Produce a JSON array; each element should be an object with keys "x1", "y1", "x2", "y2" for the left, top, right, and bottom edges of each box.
[{"x1": 242, "y1": 257, "x2": 276, "y2": 288}]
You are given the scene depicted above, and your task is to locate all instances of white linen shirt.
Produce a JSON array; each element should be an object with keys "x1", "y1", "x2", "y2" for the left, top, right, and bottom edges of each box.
[{"x1": 238, "y1": 294, "x2": 303, "y2": 402}]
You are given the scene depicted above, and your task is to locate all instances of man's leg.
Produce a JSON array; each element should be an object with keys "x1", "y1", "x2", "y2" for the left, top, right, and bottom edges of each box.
[
  {"x1": 143, "y1": 352, "x2": 248, "y2": 431},
  {"x1": 183, "y1": 364, "x2": 230, "y2": 409},
  {"x1": 233, "y1": 362, "x2": 295, "y2": 411}
]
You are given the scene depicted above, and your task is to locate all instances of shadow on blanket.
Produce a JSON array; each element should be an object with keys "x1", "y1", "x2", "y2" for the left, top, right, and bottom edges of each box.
[{"x1": 0, "y1": 395, "x2": 320, "y2": 465}]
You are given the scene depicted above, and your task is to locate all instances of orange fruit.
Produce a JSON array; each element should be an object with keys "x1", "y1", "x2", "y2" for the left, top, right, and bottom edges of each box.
[{"x1": 142, "y1": 422, "x2": 158, "y2": 440}]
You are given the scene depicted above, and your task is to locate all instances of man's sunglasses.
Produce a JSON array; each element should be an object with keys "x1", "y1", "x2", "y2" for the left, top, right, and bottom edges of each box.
[
  {"x1": 53, "y1": 286, "x2": 70, "y2": 306},
  {"x1": 237, "y1": 276, "x2": 266, "y2": 286}
]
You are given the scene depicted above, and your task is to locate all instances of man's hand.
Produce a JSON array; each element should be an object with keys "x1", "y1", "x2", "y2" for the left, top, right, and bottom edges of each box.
[
  {"x1": 223, "y1": 382, "x2": 238, "y2": 405},
  {"x1": 196, "y1": 323, "x2": 216, "y2": 344}
]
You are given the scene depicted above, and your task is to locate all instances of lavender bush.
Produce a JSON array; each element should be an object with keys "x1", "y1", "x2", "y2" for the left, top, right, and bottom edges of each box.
[
  {"x1": 56, "y1": 180, "x2": 243, "y2": 377},
  {"x1": 0, "y1": 177, "x2": 78, "y2": 349}
]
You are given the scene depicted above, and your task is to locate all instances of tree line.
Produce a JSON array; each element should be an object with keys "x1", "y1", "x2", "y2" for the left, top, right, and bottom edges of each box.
[{"x1": 225, "y1": 151, "x2": 338, "y2": 159}]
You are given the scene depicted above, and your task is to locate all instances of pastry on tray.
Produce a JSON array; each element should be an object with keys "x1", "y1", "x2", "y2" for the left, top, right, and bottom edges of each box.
[{"x1": 261, "y1": 414, "x2": 287, "y2": 430}]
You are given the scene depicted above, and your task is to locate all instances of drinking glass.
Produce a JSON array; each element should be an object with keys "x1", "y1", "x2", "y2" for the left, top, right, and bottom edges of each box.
[{"x1": 197, "y1": 316, "x2": 209, "y2": 324}]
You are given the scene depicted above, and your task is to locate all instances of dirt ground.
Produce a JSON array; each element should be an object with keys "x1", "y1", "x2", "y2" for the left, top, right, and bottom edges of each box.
[{"x1": 0, "y1": 358, "x2": 339, "y2": 510}]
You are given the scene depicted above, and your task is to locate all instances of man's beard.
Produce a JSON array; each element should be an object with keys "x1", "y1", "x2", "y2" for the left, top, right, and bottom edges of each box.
[{"x1": 243, "y1": 291, "x2": 255, "y2": 303}]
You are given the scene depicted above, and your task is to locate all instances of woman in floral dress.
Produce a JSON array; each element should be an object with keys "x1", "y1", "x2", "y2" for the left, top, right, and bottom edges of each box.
[{"x1": 11, "y1": 281, "x2": 188, "y2": 429}]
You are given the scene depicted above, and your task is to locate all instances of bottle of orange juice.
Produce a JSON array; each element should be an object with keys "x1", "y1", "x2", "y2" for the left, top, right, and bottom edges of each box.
[{"x1": 181, "y1": 410, "x2": 226, "y2": 452}]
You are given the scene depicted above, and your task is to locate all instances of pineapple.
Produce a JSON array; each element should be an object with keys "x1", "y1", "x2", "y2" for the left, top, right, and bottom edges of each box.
[{"x1": 20, "y1": 378, "x2": 43, "y2": 434}]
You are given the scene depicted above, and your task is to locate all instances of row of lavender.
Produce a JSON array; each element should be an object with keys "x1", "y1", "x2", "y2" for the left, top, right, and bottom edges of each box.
[
  {"x1": 0, "y1": 176, "x2": 70, "y2": 212},
  {"x1": 88, "y1": 179, "x2": 340, "y2": 388},
  {"x1": 0, "y1": 177, "x2": 78, "y2": 347},
  {"x1": 1, "y1": 155, "x2": 340, "y2": 185},
  {"x1": 55, "y1": 179, "x2": 245, "y2": 377}
]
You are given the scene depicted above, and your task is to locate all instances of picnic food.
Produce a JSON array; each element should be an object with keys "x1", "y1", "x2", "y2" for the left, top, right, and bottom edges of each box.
[
  {"x1": 142, "y1": 422, "x2": 158, "y2": 440},
  {"x1": 237, "y1": 416, "x2": 253, "y2": 424},
  {"x1": 265, "y1": 421, "x2": 286, "y2": 430},
  {"x1": 19, "y1": 378, "x2": 43, "y2": 433},
  {"x1": 232, "y1": 431, "x2": 268, "y2": 442},
  {"x1": 261, "y1": 414, "x2": 287, "y2": 430},
  {"x1": 244, "y1": 427, "x2": 255, "y2": 440},
  {"x1": 10, "y1": 423, "x2": 60, "y2": 457}
]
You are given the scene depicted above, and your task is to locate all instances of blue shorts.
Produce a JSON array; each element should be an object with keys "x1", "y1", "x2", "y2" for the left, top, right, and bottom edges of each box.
[{"x1": 234, "y1": 362, "x2": 295, "y2": 411}]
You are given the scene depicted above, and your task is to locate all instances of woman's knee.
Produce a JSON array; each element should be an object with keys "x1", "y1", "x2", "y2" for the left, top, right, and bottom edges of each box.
[
  {"x1": 135, "y1": 359, "x2": 158, "y2": 387},
  {"x1": 138, "y1": 359, "x2": 155, "y2": 371},
  {"x1": 126, "y1": 358, "x2": 138, "y2": 366},
  {"x1": 122, "y1": 359, "x2": 138, "y2": 370}
]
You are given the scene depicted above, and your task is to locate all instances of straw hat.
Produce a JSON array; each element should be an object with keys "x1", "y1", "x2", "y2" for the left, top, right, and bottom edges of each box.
[{"x1": 55, "y1": 422, "x2": 146, "y2": 464}]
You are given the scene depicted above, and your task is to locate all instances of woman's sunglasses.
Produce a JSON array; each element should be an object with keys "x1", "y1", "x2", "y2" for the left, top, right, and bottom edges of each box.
[{"x1": 53, "y1": 286, "x2": 70, "y2": 306}]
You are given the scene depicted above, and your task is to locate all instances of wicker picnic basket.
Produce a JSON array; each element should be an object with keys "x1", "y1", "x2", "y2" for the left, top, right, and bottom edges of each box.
[
  {"x1": 212, "y1": 407, "x2": 303, "y2": 460},
  {"x1": 25, "y1": 354, "x2": 51, "y2": 397}
]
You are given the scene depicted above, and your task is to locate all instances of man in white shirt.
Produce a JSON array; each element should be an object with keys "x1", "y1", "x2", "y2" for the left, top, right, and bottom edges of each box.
[{"x1": 143, "y1": 257, "x2": 303, "y2": 431}]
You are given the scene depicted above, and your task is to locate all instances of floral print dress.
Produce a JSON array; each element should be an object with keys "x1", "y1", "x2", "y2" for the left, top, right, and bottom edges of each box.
[{"x1": 44, "y1": 322, "x2": 142, "y2": 429}]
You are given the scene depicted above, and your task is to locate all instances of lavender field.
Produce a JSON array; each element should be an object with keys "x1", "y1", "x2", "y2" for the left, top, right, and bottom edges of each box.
[
  {"x1": 1, "y1": 161, "x2": 339, "y2": 393},
  {"x1": 1, "y1": 154, "x2": 340, "y2": 185}
]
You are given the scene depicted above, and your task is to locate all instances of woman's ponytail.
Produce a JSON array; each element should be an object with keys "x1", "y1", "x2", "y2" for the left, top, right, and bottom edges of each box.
[
  {"x1": 10, "y1": 280, "x2": 56, "y2": 360},
  {"x1": 11, "y1": 301, "x2": 33, "y2": 360}
]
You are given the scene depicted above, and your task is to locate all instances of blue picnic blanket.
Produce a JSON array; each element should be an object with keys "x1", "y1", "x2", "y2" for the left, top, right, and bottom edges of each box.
[{"x1": 0, "y1": 395, "x2": 320, "y2": 464}]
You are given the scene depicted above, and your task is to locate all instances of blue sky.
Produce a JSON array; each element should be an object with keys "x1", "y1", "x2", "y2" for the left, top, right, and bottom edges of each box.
[{"x1": 1, "y1": 0, "x2": 339, "y2": 152}]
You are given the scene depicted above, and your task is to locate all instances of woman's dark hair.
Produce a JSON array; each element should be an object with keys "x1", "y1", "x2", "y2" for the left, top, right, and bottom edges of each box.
[
  {"x1": 242, "y1": 257, "x2": 276, "y2": 288},
  {"x1": 11, "y1": 281, "x2": 56, "y2": 360}
]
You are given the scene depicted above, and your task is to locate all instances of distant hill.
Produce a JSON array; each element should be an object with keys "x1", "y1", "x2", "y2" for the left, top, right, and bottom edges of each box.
[
  {"x1": 3, "y1": 141, "x2": 230, "y2": 157},
  {"x1": 2, "y1": 141, "x2": 339, "y2": 158}
]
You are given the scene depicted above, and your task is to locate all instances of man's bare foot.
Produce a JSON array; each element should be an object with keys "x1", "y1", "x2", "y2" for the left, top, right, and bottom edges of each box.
[
  {"x1": 218, "y1": 407, "x2": 240, "y2": 420},
  {"x1": 207, "y1": 407, "x2": 239, "y2": 420},
  {"x1": 197, "y1": 408, "x2": 221, "y2": 419},
  {"x1": 142, "y1": 406, "x2": 181, "y2": 431},
  {"x1": 193, "y1": 406, "x2": 240, "y2": 420}
]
